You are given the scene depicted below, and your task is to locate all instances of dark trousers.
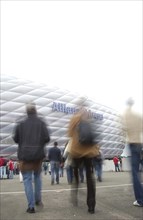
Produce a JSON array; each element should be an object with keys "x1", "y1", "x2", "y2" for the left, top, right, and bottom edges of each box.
[
  {"x1": 129, "y1": 143, "x2": 143, "y2": 205},
  {"x1": 72, "y1": 157, "x2": 96, "y2": 209}
]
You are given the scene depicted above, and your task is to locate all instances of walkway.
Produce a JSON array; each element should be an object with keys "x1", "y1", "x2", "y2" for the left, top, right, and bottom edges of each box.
[{"x1": 0, "y1": 172, "x2": 143, "y2": 220}]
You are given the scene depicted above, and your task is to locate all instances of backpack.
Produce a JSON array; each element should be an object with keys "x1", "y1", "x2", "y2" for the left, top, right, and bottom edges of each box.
[{"x1": 77, "y1": 120, "x2": 95, "y2": 146}]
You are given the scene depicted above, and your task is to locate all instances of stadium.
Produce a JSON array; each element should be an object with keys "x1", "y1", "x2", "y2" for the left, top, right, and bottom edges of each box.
[{"x1": 1, "y1": 74, "x2": 125, "y2": 159}]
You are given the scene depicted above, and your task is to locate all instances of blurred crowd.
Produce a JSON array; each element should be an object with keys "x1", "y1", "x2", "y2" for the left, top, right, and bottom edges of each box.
[
  {"x1": 0, "y1": 157, "x2": 19, "y2": 179},
  {"x1": 1, "y1": 96, "x2": 142, "y2": 214}
]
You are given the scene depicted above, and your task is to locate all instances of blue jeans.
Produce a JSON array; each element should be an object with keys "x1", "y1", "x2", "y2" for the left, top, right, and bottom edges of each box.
[
  {"x1": 22, "y1": 170, "x2": 42, "y2": 208},
  {"x1": 9, "y1": 170, "x2": 14, "y2": 179},
  {"x1": 59, "y1": 167, "x2": 64, "y2": 177},
  {"x1": 50, "y1": 161, "x2": 60, "y2": 184},
  {"x1": 129, "y1": 143, "x2": 143, "y2": 205},
  {"x1": 66, "y1": 165, "x2": 73, "y2": 184},
  {"x1": 0, "y1": 166, "x2": 7, "y2": 179},
  {"x1": 0, "y1": 166, "x2": 3, "y2": 178},
  {"x1": 94, "y1": 161, "x2": 103, "y2": 181},
  {"x1": 115, "y1": 164, "x2": 120, "y2": 172}
]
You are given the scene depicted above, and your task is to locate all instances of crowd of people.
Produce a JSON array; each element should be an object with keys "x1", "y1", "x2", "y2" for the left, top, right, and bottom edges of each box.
[
  {"x1": 0, "y1": 152, "x2": 104, "y2": 184},
  {"x1": 42, "y1": 150, "x2": 103, "y2": 185},
  {"x1": 1, "y1": 97, "x2": 142, "y2": 214},
  {"x1": 0, "y1": 157, "x2": 19, "y2": 179}
]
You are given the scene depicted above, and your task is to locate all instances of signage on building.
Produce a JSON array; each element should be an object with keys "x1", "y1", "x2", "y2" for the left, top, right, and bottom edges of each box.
[{"x1": 52, "y1": 102, "x2": 103, "y2": 120}]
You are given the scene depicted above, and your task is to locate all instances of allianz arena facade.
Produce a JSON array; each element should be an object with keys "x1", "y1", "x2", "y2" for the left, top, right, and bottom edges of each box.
[{"x1": 1, "y1": 74, "x2": 125, "y2": 159}]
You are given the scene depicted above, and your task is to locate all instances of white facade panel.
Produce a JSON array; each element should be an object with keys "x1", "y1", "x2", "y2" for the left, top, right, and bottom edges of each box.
[{"x1": 1, "y1": 75, "x2": 125, "y2": 159}]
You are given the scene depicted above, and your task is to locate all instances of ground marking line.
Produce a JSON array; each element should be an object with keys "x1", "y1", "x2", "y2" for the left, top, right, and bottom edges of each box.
[{"x1": 0, "y1": 183, "x2": 133, "y2": 195}]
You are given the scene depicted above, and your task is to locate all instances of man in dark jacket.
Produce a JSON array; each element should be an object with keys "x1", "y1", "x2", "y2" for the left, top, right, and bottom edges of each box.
[
  {"x1": 48, "y1": 142, "x2": 62, "y2": 185},
  {"x1": 13, "y1": 102, "x2": 50, "y2": 213}
]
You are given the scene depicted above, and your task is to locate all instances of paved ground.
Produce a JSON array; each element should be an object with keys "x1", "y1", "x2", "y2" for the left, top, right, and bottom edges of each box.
[{"x1": 0, "y1": 171, "x2": 143, "y2": 220}]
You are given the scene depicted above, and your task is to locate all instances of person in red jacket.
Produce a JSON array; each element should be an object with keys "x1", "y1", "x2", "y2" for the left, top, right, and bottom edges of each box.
[
  {"x1": 8, "y1": 159, "x2": 14, "y2": 179},
  {"x1": 113, "y1": 156, "x2": 120, "y2": 172},
  {"x1": 0, "y1": 156, "x2": 7, "y2": 179},
  {"x1": 0, "y1": 157, "x2": 4, "y2": 179}
]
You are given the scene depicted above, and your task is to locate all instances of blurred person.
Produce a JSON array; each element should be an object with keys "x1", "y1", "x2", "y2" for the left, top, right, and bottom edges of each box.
[
  {"x1": 13, "y1": 102, "x2": 50, "y2": 213},
  {"x1": 8, "y1": 159, "x2": 14, "y2": 179},
  {"x1": 79, "y1": 165, "x2": 85, "y2": 183},
  {"x1": 43, "y1": 161, "x2": 48, "y2": 175},
  {"x1": 113, "y1": 156, "x2": 120, "y2": 172},
  {"x1": 13, "y1": 161, "x2": 19, "y2": 175},
  {"x1": 93, "y1": 149, "x2": 104, "y2": 182},
  {"x1": 68, "y1": 104, "x2": 99, "y2": 214},
  {"x1": 140, "y1": 147, "x2": 143, "y2": 171},
  {"x1": 63, "y1": 140, "x2": 73, "y2": 184},
  {"x1": 48, "y1": 141, "x2": 62, "y2": 185},
  {"x1": 3, "y1": 157, "x2": 8, "y2": 179},
  {"x1": 0, "y1": 156, "x2": 7, "y2": 179},
  {"x1": 59, "y1": 158, "x2": 64, "y2": 177},
  {"x1": 118, "y1": 157, "x2": 123, "y2": 172},
  {"x1": 48, "y1": 162, "x2": 51, "y2": 175},
  {"x1": 0, "y1": 156, "x2": 4, "y2": 179},
  {"x1": 19, "y1": 171, "x2": 23, "y2": 183},
  {"x1": 122, "y1": 97, "x2": 143, "y2": 207},
  {"x1": 6, "y1": 162, "x2": 10, "y2": 179},
  {"x1": 65, "y1": 163, "x2": 73, "y2": 184}
]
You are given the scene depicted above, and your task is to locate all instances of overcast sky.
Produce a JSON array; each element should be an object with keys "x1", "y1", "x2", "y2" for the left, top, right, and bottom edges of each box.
[{"x1": 1, "y1": 0, "x2": 142, "y2": 113}]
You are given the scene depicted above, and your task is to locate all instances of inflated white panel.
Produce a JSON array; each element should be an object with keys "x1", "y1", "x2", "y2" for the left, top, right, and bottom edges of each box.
[{"x1": 0, "y1": 75, "x2": 125, "y2": 159}]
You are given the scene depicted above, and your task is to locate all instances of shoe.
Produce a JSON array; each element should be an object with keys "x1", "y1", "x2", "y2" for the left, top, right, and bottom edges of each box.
[
  {"x1": 98, "y1": 177, "x2": 102, "y2": 182},
  {"x1": 26, "y1": 207, "x2": 35, "y2": 213},
  {"x1": 88, "y1": 208, "x2": 95, "y2": 214},
  {"x1": 35, "y1": 201, "x2": 44, "y2": 207},
  {"x1": 35, "y1": 201, "x2": 44, "y2": 211},
  {"x1": 133, "y1": 201, "x2": 143, "y2": 207}
]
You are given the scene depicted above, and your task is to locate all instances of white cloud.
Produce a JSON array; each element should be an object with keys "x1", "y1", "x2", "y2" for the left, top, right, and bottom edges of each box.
[{"x1": 1, "y1": 0, "x2": 142, "y2": 113}]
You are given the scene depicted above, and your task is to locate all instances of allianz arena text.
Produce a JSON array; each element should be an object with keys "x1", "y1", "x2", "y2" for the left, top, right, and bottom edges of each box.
[{"x1": 1, "y1": 75, "x2": 125, "y2": 159}]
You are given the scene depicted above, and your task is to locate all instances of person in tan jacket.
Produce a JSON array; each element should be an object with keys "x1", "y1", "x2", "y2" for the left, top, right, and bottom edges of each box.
[
  {"x1": 68, "y1": 107, "x2": 99, "y2": 214},
  {"x1": 122, "y1": 97, "x2": 143, "y2": 207}
]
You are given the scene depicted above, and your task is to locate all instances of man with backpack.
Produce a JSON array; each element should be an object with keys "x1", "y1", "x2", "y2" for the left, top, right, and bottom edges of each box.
[
  {"x1": 13, "y1": 102, "x2": 50, "y2": 213},
  {"x1": 68, "y1": 106, "x2": 99, "y2": 214}
]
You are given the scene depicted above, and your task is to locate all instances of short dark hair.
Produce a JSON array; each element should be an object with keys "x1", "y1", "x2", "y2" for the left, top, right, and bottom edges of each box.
[
  {"x1": 54, "y1": 142, "x2": 58, "y2": 147},
  {"x1": 26, "y1": 102, "x2": 37, "y2": 115}
]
